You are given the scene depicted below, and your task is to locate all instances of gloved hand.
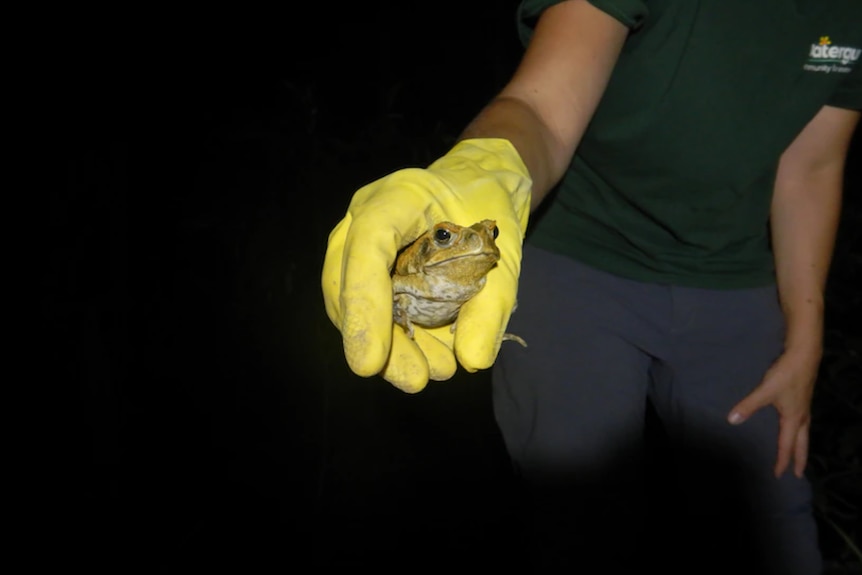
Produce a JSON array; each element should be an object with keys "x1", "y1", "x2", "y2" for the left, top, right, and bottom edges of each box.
[{"x1": 321, "y1": 138, "x2": 532, "y2": 393}]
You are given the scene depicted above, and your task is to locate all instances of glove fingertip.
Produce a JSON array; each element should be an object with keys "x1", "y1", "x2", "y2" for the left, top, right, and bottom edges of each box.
[
  {"x1": 382, "y1": 328, "x2": 431, "y2": 393},
  {"x1": 453, "y1": 297, "x2": 512, "y2": 372},
  {"x1": 385, "y1": 375, "x2": 429, "y2": 394},
  {"x1": 342, "y1": 313, "x2": 391, "y2": 378},
  {"x1": 454, "y1": 328, "x2": 499, "y2": 373},
  {"x1": 344, "y1": 339, "x2": 389, "y2": 378}
]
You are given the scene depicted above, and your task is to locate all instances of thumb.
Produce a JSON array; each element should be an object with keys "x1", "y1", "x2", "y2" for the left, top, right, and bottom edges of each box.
[
  {"x1": 728, "y1": 382, "x2": 773, "y2": 425},
  {"x1": 453, "y1": 222, "x2": 522, "y2": 371},
  {"x1": 453, "y1": 272, "x2": 515, "y2": 372}
]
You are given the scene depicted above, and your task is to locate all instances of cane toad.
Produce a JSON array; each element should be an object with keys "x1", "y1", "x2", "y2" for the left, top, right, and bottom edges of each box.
[{"x1": 392, "y1": 220, "x2": 526, "y2": 347}]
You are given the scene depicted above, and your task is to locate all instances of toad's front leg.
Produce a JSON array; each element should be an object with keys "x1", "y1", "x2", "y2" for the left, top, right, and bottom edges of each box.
[{"x1": 393, "y1": 294, "x2": 416, "y2": 339}]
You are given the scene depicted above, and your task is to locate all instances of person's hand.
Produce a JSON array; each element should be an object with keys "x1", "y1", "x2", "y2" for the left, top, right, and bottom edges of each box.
[
  {"x1": 321, "y1": 139, "x2": 532, "y2": 393},
  {"x1": 727, "y1": 347, "x2": 821, "y2": 478}
]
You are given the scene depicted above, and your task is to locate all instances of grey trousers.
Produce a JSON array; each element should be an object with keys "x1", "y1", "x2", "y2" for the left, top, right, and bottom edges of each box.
[{"x1": 493, "y1": 245, "x2": 821, "y2": 574}]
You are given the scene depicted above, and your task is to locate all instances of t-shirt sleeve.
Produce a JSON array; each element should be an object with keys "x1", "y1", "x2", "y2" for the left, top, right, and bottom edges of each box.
[
  {"x1": 518, "y1": 0, "x2": 648, "y2": 45},
  {"x1": 828, "y1": 66, "x2": 862, "y2": 110}
]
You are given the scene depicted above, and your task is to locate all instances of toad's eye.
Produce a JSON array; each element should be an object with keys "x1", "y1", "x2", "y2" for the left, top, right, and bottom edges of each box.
[
  {"x1": 434, "y1": 228, "x2": 452, "y2": 244},
  {"x1": 492, "y1": 225, "x2": 499, "y2": 240}
]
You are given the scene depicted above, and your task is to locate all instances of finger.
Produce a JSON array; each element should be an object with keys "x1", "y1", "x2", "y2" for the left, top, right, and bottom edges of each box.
[
  {"x1": 774, "y1": 417, "x2": 799, "y2": 478},
  {"x1": 383, "y1": 326, "x2": 431, "y2": 393},
  {"x1": 727, "y1": 384, "x2": 773, "y2": 425},
  {"x1": 416, "y1": 326, "x2": 458, "y2": 381},
  {"x1": 321, "y1": 216, "x2": 350, "y2": 325},
  {"x1": 454, "y1": 257, "x2": 519, "y2": 372},
  {"x1": 793, "y1": 422, "x2": 810, "y2": 478},
  {"x1": 339, "y1": 222, "x2": 400, "y2": 377},
  {"x1": 454, "y1": 304, "x2": 509, "y2": 372},
  {"x1": 323, "y1": 217, "x2": 393, "y2": 377}
]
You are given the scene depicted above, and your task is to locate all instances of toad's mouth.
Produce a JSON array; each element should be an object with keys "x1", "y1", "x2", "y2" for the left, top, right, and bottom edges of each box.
[{"x1": 424, "y1": 252, "x2": 500, "y2": 267}]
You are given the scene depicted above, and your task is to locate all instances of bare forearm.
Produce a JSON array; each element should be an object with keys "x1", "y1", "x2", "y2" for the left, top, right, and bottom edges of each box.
[
  {"x1": 770, "y1": 105, "x2": 859, "y2": 356},
  {"x1": 460, "y1": 96, "x2": 568, "y2": 209},
  {"x1": 458, "y1": 0, "x2": 628, "y2": 211},
  {"x1": 731, "y1": 106, "x2": 856, "y2": 480},
  {"x1": 770, "y1": 169, "x2": 843, "y2": 355}
]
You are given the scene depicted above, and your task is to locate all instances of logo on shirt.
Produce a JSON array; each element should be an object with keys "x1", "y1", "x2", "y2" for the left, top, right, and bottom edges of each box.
[{"x1": 803, "y1": 36, "x2": 861, "y2": 74}]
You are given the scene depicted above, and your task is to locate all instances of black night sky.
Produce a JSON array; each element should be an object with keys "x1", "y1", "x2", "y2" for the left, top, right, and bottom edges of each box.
[{"x1": 58, "y1": 3, "x2": 860, "y2": 571}]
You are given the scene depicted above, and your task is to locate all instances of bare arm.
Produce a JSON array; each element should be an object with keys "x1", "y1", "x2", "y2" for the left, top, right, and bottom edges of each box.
[
  {"x1": 730, "y1": 104, "x2": 859, "y2": 478},
  {"x1": 772, "y1": 105, "x2": 859, "y2": 358},
  {"x1": 459, "y1": 0, "x2": 629, "y2": 210}
]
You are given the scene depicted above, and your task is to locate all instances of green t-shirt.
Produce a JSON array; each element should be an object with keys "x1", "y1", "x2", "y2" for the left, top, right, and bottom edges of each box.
[{"x1": 519, "y1": 0, "x2": 862, "y2": 288}]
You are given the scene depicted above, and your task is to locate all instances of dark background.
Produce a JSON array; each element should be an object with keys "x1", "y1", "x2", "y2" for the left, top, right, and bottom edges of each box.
[{"x1": 57, "y1": 3, "x2": 860, "y2": 571}]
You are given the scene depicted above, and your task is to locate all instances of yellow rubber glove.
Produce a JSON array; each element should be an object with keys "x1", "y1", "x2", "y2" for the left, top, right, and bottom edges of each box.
[{"x1": 321, "y1": 138, "x2": 532, "y2": 393}]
